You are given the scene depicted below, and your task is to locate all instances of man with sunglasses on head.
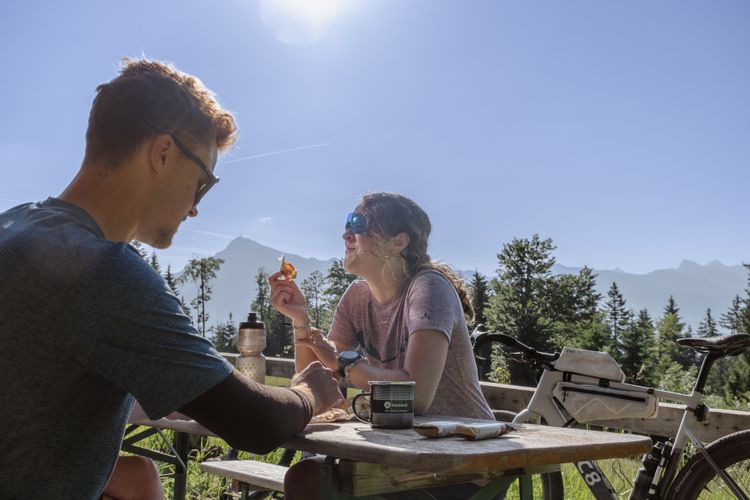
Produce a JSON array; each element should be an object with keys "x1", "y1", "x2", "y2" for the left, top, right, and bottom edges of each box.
[{"x1": 0, "y1": 58, "x2": 341, "y2": 499}]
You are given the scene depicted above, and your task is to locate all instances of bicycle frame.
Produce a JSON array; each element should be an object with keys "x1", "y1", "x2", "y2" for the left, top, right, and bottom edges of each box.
[{"x1": 513, "y1": 364, "x2": 708, "y2": 499}]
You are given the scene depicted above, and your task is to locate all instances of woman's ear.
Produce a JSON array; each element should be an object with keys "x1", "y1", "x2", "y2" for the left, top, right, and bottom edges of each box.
[{"x1": 390, "y1": 232, "x2": 410, "y2": 255}]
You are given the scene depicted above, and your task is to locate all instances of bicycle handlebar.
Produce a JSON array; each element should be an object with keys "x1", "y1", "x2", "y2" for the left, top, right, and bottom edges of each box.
[{"x1": 472, "y1": 325, "x2": 559, "y2": 366}]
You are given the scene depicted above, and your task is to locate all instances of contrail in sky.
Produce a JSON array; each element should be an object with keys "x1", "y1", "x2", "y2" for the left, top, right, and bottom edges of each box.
[
  {"x1": 221, "y1": 142, "x2": 331, "y2": 164},
  {"x1": 182, "y1": 229, "x2": 235, "y2": 239}
]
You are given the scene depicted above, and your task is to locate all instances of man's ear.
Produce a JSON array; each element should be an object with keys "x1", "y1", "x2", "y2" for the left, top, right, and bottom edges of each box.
[
  {"x1": 390, "y1": 232, "x2": 410, "y2": 255},
  {"x1": 147, "y1": 133, "x2": 174, "y2": 173}
]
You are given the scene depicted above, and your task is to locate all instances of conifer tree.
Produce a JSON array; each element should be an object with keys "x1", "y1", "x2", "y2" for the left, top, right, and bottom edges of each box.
[
  {"x1": 320, "y1": 259, "x2": 357, "y2": 330},
  {"x1": 469, "y1": 270, "x2": 490, "y2": 330},
  {"x1": 210, "y1": 314, "x2": 237, "y2": 353},
  {"x1": 148, "y1": 252, "x2": 161, "y2": 273},
  {"x1": 251, "y1": 267, "x2": 290, "y2": 357},
  {"x1": 130, "y1": 240, "x2": 149, "y2": 259},
  {"x1": 740, "y1": 264, "x2": 750, "y2": 334},
  {"x1": 163, "y1": 265, "x2": 179, "y2": 296},
  {"x1": 251, "y1": 267, "x2": 273, "y2": 321},
  {"x1": 602, "y1": 282, "x2": 632, "y2": 360},
  {"x1": 696, "y1": 308, "x2": 719, "y2": 337},
  {"x1": 301, "y1": 270, "x2": 326, "y2": 329},
  {"x1": 621, "y1": 309, "x2": 655, "y2": 383},
  {"x1": 163, "y1": 265, "x2": 191, "y2": 316},
  {"x1": 664, "y1": 295, "x2": 680, "y2": 318},
  {"x1": 177, "y1": 256, "x2": 224, "y2": 337},
  {"x1": 720, "y1": 295, "x2": 744, "y2": 334},
  {"x1": 323, "y1": 259, "x2": 357, "y2": 315},
  {"x1": 485, "y1": 235, "x2": 556, "y2": 385},
  {"x1": 655, "y1": 295, "x2": 694, "y2": 367}
]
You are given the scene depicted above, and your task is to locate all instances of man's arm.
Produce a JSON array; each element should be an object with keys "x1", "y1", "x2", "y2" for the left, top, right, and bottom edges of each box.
[{"x1": 178, "y1": 362, "x2": 340, "y2": 455}]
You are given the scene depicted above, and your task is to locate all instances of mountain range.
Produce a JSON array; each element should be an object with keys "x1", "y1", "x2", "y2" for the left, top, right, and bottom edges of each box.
[{"x1": 175, "y1": 237, "x2": 748, "y2": 333}]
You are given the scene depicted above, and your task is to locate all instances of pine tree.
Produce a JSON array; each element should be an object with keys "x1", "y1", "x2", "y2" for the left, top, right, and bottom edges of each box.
[
  {"x1": 130, "y1": 240, "x2": 149, "y2": 259},
  {"x1": 602, "y1": 282, "x2": 633, "y2": 360},
  {"x1": 210, "y1": 314, "x2": 237, "y2": 353},
  {"x1": 573, "y1": 267, "x2": 602, "y2": 322},
  {"x1": 148, "y1": 252, "x2": 161, "y2": 273},
  {"x1": 696, "y1": 308, "x2": 719, "y2": 337},
  {"x1": 485, "y1": 235, "x2": 556, "y2": 385},
  {"x1": 621, "y1": 309, "x2": 656, "y2": 383},
  {"x1": 655, "y1": 295, "x2": 694, "y2": 367},
  {"x1": 251, "y1": 267, "x2": 272, "y2": 321},
  {"x1": 664, "y1": 295, "x2": 680, "y2": 317},
  {"x1": 251, "y1": 267, "x2": 290, "y2": 357},
  {"x1": 324, "y1": 259, "x2": 357, "y2": 306},
  {"x1": 163, "y1": 265, "x2": 179, "y2": 295},
  {"x1": 301, "y1": 270, "x2": 326, "y2": 329},
  {"x1": 469, "y1": 270, "x2": 491, "y2": 330},
  {"x1": 740, "y1": 264, "x2": 750, "y2": 334},
  {"x1": 177, "y1": 256, "x2": 224, "y2": 337},
  {"x1": 163, "y1": 265, "x2": 191, "y2": 316},
  {"x1": 720, "y1": 295, "x2": 744, "y2": 334}
]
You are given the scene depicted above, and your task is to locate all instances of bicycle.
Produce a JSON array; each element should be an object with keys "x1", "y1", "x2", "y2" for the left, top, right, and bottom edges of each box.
[{"x1": 472, "y1": 327, "x2": 750, "y2": 499}]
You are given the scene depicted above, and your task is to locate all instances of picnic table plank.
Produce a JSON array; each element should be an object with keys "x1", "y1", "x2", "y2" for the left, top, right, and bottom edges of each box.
[{"x1": 284, "y1": 416, "x2": 651, "y2": 474}]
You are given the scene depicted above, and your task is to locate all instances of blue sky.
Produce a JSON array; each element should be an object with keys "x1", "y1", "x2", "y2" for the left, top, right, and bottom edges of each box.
[{"x1": 1, "y1": 0, "x2": 748, "y2": 275}]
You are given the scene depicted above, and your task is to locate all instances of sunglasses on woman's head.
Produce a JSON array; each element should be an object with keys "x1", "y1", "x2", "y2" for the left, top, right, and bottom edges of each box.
[{"x1": 345, "y1": 212, "x2": 368, "y2": 234}]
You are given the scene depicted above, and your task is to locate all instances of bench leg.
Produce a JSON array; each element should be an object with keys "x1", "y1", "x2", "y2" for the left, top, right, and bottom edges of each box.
[
  {"x1": 173, "y1": 432, "x2": 189, "y2": 500},
  {"x1": 518, "y1": 475, "x2": 533, "y2": 500}
]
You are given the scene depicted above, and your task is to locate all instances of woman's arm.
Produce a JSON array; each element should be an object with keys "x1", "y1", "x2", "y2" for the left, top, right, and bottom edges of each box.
[
  {"x1": 300, "y1": 330, "x2": 449, "y2": 415},
  {"x1": 267, "y1": 271, "x2": 321, "y2": 373}
]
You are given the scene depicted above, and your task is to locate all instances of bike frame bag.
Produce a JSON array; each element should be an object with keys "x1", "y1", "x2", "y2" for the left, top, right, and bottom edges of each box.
[
  {"x1": 552, "y1": 347, "x2": 625, "y2": 382},
  {"x1": 553, "y1": 382, "x2": 658, "y2": 423}
]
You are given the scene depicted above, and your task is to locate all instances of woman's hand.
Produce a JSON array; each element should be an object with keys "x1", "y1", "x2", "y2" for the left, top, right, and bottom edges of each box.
[
  {"x1": 295, "y1": 330, "x2": 339, "y2": 371},
  {"x1": 268, "y1": 271, "x2": 308, "y2": 326}
]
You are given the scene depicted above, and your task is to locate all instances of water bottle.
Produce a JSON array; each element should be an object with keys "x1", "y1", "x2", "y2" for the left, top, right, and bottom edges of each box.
[
  {"x1": 235, "y1": 312, "x2": 266, "y2": 384},
  {"x1": 631, "y1": 441, "x2": 665, "y2": 499}
]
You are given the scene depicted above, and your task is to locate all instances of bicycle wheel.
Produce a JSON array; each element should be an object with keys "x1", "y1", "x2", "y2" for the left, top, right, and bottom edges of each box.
[{"x1": 666, "y1": 429, "x2": 750, "y2": 499}]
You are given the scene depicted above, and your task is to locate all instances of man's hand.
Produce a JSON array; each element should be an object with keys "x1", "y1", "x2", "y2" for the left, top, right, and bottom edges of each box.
[{"x1": 290, "y1": 361, "x2": 342, "y2": 415}]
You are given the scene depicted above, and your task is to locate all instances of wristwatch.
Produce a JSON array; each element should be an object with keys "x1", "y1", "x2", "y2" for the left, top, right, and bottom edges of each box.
[{"x1": 338, "y1": 350, "x2": 366, "y2": 378}]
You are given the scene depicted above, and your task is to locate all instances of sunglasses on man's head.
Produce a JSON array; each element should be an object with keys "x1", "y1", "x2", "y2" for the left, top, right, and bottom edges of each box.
[
  {"x1": 345, "y1": 212, "x2": 368, "y2": 234},
  {"x1": 146, "y1": 121, "x2": 219, "y2": 207}
]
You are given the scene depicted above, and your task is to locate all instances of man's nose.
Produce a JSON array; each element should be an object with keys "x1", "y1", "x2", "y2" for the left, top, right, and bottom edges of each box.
[{"x1": 188, "y1": 206, "x2": 199, "y2": 218}]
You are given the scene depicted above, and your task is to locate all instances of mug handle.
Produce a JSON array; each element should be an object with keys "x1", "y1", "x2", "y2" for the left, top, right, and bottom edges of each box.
[{"x1": 352, "y1": 392, "x2": 371, "y2": 423}]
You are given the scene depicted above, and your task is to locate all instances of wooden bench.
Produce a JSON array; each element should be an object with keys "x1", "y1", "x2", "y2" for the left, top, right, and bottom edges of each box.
[{"x1": 199, "y1": 459, "x2": 287, "y2": 498}]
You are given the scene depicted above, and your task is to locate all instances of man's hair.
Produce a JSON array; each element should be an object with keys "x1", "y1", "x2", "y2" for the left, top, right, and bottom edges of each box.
[{"x1": 83, "y1": 57, "x2": 237, "y2": 168}]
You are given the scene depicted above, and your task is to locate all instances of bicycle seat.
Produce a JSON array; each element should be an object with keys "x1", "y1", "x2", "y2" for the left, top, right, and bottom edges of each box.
[{"x1": 677, "y1": 333, "x2": 750, "y2": 356}]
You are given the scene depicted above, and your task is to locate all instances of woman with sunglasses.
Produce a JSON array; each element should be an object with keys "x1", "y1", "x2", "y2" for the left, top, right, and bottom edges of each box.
[{"x1": 270, "y1": 192, "x2": 493, "y2": 499}]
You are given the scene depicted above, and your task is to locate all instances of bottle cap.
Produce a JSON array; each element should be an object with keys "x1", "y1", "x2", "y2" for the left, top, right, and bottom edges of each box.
[{"x1": 239, "y1": 312, "x2": 265, "y2": 330}]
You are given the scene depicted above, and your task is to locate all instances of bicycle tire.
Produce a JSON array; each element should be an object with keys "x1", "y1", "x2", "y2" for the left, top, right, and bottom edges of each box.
[{"x1": 666, "y1": 429, "x2": 750, "y2": 499}]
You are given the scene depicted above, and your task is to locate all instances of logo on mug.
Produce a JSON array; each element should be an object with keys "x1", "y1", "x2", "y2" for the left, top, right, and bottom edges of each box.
[{"x1": 352, "y1": 381, "x2": 416, "y2": 428}]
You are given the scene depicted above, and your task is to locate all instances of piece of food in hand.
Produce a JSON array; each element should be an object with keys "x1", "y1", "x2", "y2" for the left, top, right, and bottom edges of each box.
[
  {"x1": 279, "y1": 255, "x2": 297, "y2": 280},
  {"x1": 309, "y1": 408, "x2": 352, "y2": 423}
]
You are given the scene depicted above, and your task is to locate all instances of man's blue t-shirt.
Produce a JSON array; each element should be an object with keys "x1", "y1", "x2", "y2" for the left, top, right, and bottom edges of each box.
[{"x1": 0, "y1": 198, "x2": 234, "y2": 499}]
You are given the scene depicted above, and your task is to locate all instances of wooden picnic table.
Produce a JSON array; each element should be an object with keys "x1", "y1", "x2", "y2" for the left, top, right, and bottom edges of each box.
[{"x1": 129, "y1": 415, "x2": 651, "y2": 498}]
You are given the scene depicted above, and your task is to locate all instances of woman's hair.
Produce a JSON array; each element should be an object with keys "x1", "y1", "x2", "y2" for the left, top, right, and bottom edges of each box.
[{"x1": 357, "y1": 192, "x2": 474, "y2": 322}]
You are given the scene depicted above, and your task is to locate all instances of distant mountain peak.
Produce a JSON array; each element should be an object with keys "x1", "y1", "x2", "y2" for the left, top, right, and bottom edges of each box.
[{"x1": 678, "y1": 259, "x2": 701, "y2": 270}]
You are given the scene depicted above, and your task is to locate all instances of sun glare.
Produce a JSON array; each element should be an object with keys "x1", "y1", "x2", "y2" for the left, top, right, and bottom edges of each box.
[{"x1": 260, "y1": 0, "x2": 338, "y2": 46}]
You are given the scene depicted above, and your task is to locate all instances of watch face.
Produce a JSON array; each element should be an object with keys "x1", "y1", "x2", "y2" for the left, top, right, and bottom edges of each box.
[{"x1": 340, "y1": 351, "x2": 361, "y2": 363}]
